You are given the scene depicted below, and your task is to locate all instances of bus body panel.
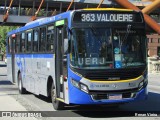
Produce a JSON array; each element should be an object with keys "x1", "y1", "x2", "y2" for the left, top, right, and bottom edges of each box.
[
  {"x1": 14, "y1": 54, "x2": 55, "y2": 96},
  {"x1": 7, "y1": 11, "x2": 72, "y2": 98}
]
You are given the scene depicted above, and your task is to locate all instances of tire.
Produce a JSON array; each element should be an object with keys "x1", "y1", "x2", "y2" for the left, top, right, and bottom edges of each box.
[
  {"x1": 51, "y1": 83, "x2": 64, "y2": 110},
  {"x1": 18, "y1": 73, "x2": 27, "y2": 94}
]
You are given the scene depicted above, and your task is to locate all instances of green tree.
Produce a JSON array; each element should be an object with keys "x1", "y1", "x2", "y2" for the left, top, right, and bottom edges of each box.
[{"x1": 0, "y1": 26, "x2": 18, "y2": 60}]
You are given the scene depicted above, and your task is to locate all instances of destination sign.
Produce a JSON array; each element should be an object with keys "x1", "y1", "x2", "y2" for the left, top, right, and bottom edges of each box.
[
  {"x1": 73, "y1": 12, "x2": 142, "y2": 23},
  {"x1": 81, "y1": 13, "x2": 133, "y2": 22}
]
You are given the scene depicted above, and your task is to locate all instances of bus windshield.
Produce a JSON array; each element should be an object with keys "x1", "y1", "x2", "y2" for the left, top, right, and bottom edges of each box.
[
  {"x1": 112, "y1": 28, "x2": 146, "y2": 68},
  {"x1": 70, "y1": 28, "x2": 146, "y2": 69}
]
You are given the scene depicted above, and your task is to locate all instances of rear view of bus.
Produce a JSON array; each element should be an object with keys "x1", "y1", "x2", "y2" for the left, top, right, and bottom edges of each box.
[{"x1": 67, "y1": 8, "x2": 148, "y2": 107}]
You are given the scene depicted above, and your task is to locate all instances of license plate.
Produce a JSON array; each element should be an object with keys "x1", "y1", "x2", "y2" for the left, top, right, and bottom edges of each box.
[{"x1": 109, "y1": 94, "x2": 122, "y2": 100}]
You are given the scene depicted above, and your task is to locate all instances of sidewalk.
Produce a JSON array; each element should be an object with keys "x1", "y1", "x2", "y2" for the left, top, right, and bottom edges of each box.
[
  {"x1": 0, "y1": 61, "x2": 26, "y2": 111},
  {"x1": 0, "y1": 62, "x2": 38, "y2": 120},
  {"x1": 0, "y1": 88, "x2": 39, "y2": 120},
  {"x1": 0, "y1": 92, "x2": 27, "y2": 111}
]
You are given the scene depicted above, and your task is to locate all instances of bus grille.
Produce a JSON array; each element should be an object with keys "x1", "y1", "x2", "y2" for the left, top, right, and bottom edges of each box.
[{"x1": 85, "y1": 69, "x2": 144, "y2": 80}]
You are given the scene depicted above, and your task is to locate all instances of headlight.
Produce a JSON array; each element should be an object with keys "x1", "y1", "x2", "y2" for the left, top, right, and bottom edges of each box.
[
  {"x1": 139, "y1": 81, "x2": 143, "y2": 88},
  {"x1": 138, "y1": 81, "x2": 143, "y2": 90},
  {"x1": 80, "y1": 84, "x2": 89, "y2": 93},
  {"x1": 71, "y1": 78, "x2": 89, "y2": 93},
  {"x1": 71, "y1": 79, "x2": 80, "y2": 88},
  {"x1": 138, "y1": 71, "x2": 148, "y2": 90},
  {"x1": 143, "y1": 71, "x2": 148, "y2": 85},
  {"x1": 144, "y1": 78, "x2": 148, "y2": 85}
]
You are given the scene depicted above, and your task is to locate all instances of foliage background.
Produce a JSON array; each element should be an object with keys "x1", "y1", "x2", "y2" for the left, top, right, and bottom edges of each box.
[{"x1": 0, "y1": 26, "x2": 18, "y2": 59}]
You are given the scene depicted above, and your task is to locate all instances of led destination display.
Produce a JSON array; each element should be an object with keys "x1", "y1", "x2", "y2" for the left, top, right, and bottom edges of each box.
[
  {"x1": 81, "y1": 13, "x2": 133, "y2": 22},
  {"x1": 73, "y1": 11, "x2": 143, "y2": 23}
]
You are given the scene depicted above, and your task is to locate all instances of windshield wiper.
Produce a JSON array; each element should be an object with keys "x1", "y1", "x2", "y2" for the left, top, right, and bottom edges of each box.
[
  {"x1": 89, "y1": 25, "x2": 104, "y2": 43},
  {"x1": 89, "y1": 25, "x2": 98, "y2": 36},
  {"x1": 121, "y1": 24, "x2": 132, "y2": 46}
]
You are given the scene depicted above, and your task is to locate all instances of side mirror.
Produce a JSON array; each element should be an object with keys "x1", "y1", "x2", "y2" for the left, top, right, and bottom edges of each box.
[{"x1": 64, "y1": 38, "x2": 68, "y2": 54}]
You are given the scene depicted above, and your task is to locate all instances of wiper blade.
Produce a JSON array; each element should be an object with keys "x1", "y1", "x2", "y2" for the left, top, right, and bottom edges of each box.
[
  {"x1": 89, "y1": 25, "x2": 104, "y2": 43},
  {"x1": 89, "y1": 25, "x2": 97, "y2": 36},
  {"x1": 122, "y1": 24, "x2": 132, "y2": 44}
]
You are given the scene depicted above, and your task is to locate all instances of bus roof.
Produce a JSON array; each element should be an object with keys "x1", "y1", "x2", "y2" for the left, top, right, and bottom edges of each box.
[{"x1": 7, "y1": 11, "x2": 72, "y2": 36}]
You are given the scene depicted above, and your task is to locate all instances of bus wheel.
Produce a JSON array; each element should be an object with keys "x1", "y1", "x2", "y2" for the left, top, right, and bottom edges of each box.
[
  {"x1": 18, "y1": 73, "x2": 26, "y2": 94},
  {"x1": 51, "y1": 83, "x2": 64, "y2": 110}
]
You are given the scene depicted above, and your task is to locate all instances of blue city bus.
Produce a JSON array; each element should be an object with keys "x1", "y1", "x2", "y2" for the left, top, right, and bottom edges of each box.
[{"x1": 7, "y1": 8, "x2": 148, "y2": 110}]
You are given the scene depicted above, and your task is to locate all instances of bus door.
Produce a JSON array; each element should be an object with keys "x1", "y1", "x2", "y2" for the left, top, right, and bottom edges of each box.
[
  {"x1": 55, "y1": 20, "x2": 68, "y2": 99},
  {"x1": 11, "y1": 35, "x2": 16, "y2": 83}
]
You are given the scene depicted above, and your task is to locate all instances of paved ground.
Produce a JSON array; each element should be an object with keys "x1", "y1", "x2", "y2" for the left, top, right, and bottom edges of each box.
[{"x1": 0, "y1": 61, "x2": 38, "y2": 120}]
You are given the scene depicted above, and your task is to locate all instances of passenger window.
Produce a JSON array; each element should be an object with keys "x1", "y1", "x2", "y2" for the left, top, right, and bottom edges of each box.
[
  {"x1": 47, "y1": 25, "x2": 54, "y2": 52},
  {"x1": 39, "y1": 27, "x2": 46, "y2": 52},
  {"x1": 33, "y1": 29, "x2": 39, "y2": 52},
  {"x1": 20, "y1": 32, "x2": 25, "y2": 53},
  {"x1": 15, "y1": 34, "x2": 20, "y2": 53},
  {"x1": 8, "y1": 37, "x2": 11, "y2": 53},
  {"x1": 26, "y1": 32, "x2": 32, "y2": 52}
]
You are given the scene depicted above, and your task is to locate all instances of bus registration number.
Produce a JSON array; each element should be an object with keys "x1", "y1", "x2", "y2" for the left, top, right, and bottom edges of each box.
[{"x1": 109, "y1": 94, "x2": 122, "y2": 100}]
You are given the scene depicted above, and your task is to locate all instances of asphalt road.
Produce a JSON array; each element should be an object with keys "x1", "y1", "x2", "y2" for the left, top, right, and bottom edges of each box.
[{"x1": 0, "y1": 63, "x2": 160, "y2": 120}]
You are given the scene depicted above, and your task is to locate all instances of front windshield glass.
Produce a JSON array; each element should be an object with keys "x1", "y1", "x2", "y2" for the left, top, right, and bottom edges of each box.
[
  {"x1": 70, "y1": 28, "x2": 113, "y2": 69},
  {"x1": 70, "y1": 28, "x2": 146, "y2": 69},
  {"x1": 113, "y1": 28, "x2": 146, "y2": 68}
]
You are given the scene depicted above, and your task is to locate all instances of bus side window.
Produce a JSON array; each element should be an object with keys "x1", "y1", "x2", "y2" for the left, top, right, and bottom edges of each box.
[
  {"x1": 20, "y1": 32, "x2": 25, "y2": 53},
  {"x1": 33, "y1": 29, "x2": 39, "y2": 52},
  {"x1": 15, "y1": 34, "x2": 20, "y2": 53},
  {"x1": 63, "y1": 25, "x2": 68, "y2": 54},
  {"x1": 8, "y1": 37, "x2": 11, "y2": 54},
  {"x1": 26, "y1": 32, "x2": 32, "y2": 53},
  {"x1": 39, "y1": 27, "x2": 46, "y2": 52},
  {"x1": 47, "y1": 25, "x2": 54, "y2": 52}
]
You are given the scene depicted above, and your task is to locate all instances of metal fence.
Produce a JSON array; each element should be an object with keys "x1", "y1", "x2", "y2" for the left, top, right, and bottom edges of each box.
[{"x1": 0, "y1": 7, "x2": 56, "y2": 17}]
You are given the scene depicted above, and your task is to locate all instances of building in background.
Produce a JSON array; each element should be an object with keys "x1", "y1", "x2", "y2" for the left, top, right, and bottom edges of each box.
[
  {"x1": 147, "y1": 34, "x2": 160, "y2": 57},
  {"x1": 131, "y1": 0, "x2": 160, "y2": 57}
]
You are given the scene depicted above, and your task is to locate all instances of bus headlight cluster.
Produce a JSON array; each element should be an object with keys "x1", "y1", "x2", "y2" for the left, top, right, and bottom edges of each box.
[
  {"x1": 80, "y1": 84, "x2": 88, "y2": 93},
  {"x1": 71, "y1": 79, "x2": 89, "y2": 93},
  {"x1": 71, "y1": 79, "x2": 79, "y2": 88},
  {"x1": 143, "y1": 72, "x2": 148, "y2": 85},
  {"x1": 138, "y1": 73, "x2": 148, "y2": 90},
  {"x1": 138, "y1": 78, "x2": 148, "y2": 90},
  {"x1": 144, "y1": 78, "x2": 148, "y2": 85},
  {"x1": 138, "y1": 81, "x2": 144, "y2": 90}
]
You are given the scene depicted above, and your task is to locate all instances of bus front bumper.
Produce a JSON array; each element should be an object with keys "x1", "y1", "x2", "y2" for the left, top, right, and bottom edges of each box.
[{"x1": 69, "y1": 86, "x2": 148, "y2": 105}]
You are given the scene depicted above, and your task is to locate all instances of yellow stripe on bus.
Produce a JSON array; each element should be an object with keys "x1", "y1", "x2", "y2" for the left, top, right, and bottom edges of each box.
[
  {"x1": 83, "y1": 8, "x2": 133, "y2": 12},
  {"x1": 85, "y1": 75, "x2": 143, "y2": 83}
]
